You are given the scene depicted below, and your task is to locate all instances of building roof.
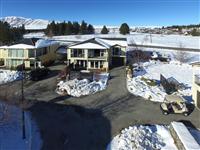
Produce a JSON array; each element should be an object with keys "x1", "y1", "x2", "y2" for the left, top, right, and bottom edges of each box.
[
  {"x1": 0, "y1": 46, "x2": 8, "y2": 49},
  {"x1": 68, "y1": 38, "x2": 111, "y2": 49},
  {"x1": 69, "y1": 42, "x2": 108, "y2": 49},
  {"x1": 8, "y1": 44, "x2": 35, "y2": 49},
  {"x1": 0, "y1": 39, "x2": 58, "y2": 50},
  {"x1": 190, "y1": 62, "x2": 200, "y2": 67},
  {"x1": 56, "y1": 46, "x2": 67, "y2": 54},
  {"x1": 99, "y1": 38, "x2": 127, "y2": 47}
]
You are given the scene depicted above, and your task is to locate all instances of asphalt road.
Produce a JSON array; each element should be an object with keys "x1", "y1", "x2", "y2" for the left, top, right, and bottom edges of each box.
[{"x1": 0, "y1": 64, "x2": 200, "y2": 150}]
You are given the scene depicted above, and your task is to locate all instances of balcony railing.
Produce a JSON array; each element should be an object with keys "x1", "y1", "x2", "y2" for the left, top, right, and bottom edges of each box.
[
  {"x1": 71, "y1": 53, "x2": 85, "y2": 58},
  {"x1": 195, "y1": 74, "x2": 200, "y2": 85}
]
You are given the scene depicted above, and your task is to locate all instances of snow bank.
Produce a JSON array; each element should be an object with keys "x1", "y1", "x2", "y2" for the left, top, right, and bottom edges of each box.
[
  {"x1": 35, "y1": 39, "x2": 58, "y2": 48},
  {"x1": 107, "y1": 125, "x2": 177, "y2": 150},
  {"x1": 0, "y1": 69, "x2": 22, "y2": 85},
  {"x1": 0, "y1": 101, "x2": 42, "y2": 149},
  {"x1": 56, "y1": 73, "x2": 109, "y2": 97},
  {"x1": 23, "y1": 32, "x2": 46, "y2": 38},
  {"x1": 127, "y1": 61, "x2": 196, "y2": 102},
  {"x1": 171, "y1": 122, "x2": 200, "y2": 150}
]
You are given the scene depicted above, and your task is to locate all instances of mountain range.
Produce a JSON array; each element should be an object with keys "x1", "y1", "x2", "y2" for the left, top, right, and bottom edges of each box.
[{"x1": 0, "y1": 16, "x2": 50, "y2": 30}]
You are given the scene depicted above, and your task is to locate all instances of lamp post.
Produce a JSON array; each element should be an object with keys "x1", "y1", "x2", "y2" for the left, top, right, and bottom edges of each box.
[{"x1": 21, "y1": 59, "x2": 26, "y2": 139}]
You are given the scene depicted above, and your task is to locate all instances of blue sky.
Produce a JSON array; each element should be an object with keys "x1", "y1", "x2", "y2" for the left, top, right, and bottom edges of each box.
[{"x1": 0, "y1": 0, "x2": 199, "y2": 26}]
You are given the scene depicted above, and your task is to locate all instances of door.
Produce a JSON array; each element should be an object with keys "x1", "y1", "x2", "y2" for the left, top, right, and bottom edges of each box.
[{"x1": 197, "y1": 90, "x2": 200, "y2": 109}]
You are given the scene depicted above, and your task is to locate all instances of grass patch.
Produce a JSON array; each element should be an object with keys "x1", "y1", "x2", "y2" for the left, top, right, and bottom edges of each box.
[{"x1": 141, "y1": 77, "x2": 157, "y2": 86}]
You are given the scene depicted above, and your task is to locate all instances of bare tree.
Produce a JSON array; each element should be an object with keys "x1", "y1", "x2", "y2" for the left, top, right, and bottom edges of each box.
[{"x1": 175, "y1": 43, "x2": 190, "y2": 63}]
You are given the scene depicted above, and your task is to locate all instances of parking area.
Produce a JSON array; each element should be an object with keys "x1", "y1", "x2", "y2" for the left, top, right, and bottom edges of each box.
[{"x1": 0, "y1": 63, "x2": 200, "y2": 146}]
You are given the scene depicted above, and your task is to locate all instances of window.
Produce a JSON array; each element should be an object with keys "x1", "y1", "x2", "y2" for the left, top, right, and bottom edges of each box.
[
  {"x1": 71, "y1": 49, "x2": 84, "y2": 57},
  {"x1": 91, "y1": 61, "x2": 94, "y2": 68},
  {"x1": 29, "y1": 49, "x2": 35, "y2": 57},
  {"x1": 112, "y1": 47, "x2": 121, "y2": 56},
  {"x1": 8, "y1": 49, "x2": 24, "y2": 57},
  {"x1": 43, "y1": 47, "x2": 47, "y2": 55},
  {"x1": 100, "y1": 61, "x2": 103, "y2": 68},
  {"x1": 36, "y1": 49, "x2": 42, "y2": 56},
  {"x1": 95, "y1": 61, "x2": 98, "y2": 68}
]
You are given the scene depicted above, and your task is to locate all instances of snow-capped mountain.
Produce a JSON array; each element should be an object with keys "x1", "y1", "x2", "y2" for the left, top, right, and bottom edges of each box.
[{"x1": 0, "y1": 16, "x2": 50, "y2": 30}]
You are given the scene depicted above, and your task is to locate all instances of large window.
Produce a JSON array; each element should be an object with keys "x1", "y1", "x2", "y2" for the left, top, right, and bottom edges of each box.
[
  {"x1": 88, "y1": 49, "x2": 105, "y2": 58},
  {"x1": 7, "y1": 59, "x2": 23, "y2": 67},
  {"x1": 8, "y1": 49, "x2": 24, "y2": 57},
  {"x1": 29, "y1": 49, "x2": 35, "y2": 57},
  {"x1": 112, "y1": 47, "x2": 121, "y2": 56},
  {"x1": 71, "y1": 49, "x2": 85, "y2": 57}
]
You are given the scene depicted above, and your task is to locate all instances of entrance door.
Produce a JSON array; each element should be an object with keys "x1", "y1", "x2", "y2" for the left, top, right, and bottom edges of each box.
[
  {"x1": 111, "y1": 57, "x2": 125, "y2": 68},
  {"x1": 197, "y1": 90, "x2": 200, "y2": 109}
]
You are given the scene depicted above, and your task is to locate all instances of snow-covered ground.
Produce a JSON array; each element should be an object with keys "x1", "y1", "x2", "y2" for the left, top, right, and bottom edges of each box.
[
  {"x1": 127, "y1": 60, "x2": 199, "y2": 102},
  {"x1": 0, "y1": 101, "x2": 42, "y2": 149},
  {"x1": 134, "y1": 48, "x2": 200, "y2": 63},
  {"x1": 107, "y1": 124, "x2": 178, "y2": 150},
  {"x1": 23, "y1": 32, "x2": 46, "y2": 38},
  {"x1": 0, "y1": 69, "x2": 22, "y2": 85},
  {"x1": 107, "y1": 123, "x2": 200, "y2": 150},
  {"x1": 56, "y1": 73, "x2": 109, "y2": 97}
]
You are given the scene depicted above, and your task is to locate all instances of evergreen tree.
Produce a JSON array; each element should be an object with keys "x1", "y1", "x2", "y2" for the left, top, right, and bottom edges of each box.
[
  {"x1": 80, "y1": 20, "x2": 88, "y2": 34},
  {"x1": 64, "y1": 21, "x2": 73, "y2": 35},
  {"x1": 87, "y1": 24, "x2": 95, "y2": 34},
  {"x1": 0, "y1": 21, "x2": 25, "y2": 45},
  {"x1": 119, "y1": 23, "x2": 130, "y2": 35},
  {"x1": 72, "y1": 22, "x2": 80, "y2": 34},
  {"x1": 101, "y1": 25, "x2": 109, "y2": 34}
]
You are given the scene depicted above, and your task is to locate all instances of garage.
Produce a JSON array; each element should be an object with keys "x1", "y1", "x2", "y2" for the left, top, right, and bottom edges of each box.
[{"x1": 111, "y1": 57, "x2": 125, "y2": 68}]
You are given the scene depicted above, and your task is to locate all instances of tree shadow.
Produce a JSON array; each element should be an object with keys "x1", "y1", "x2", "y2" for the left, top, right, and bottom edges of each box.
[
  {"x1": 28, "y1": 101, "x2": 111, "y2": 150},
  {"x1": 49, "y1": 95, "x2": 71, "y2": 103}
]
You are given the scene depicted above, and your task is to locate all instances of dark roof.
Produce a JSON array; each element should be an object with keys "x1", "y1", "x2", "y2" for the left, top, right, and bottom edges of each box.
[{"x1": 56, "y1": 46, "x2": 67, "y2": 54}]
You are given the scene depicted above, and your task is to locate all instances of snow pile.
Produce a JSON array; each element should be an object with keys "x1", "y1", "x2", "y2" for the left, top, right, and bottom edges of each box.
[
  {"x1": 0, "y1": 101, "x2": 42, "y2": 149},
  {"x1": 0, "y1": 69, "x2": 22, "y2": 85},
  {"x1": 171, "y1": 122, "x2": 200, "y2": 150},
  {"x1": 127, "y1": 61, "x2": 197, "y2": 102},
  {"x1": 127, "y1": 77, "x2": 166, "y2": 102},
  {"x1": 107, "y1": 125, "x2": 177, "y2": 150},
  {"x1": 56, "y1": 73, "x2": 109, "y2": 97}
]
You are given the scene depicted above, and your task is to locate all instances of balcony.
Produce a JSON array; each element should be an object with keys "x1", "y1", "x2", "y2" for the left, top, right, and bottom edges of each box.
[
  {"x1": 195, "y1": 74, "x2": 200, "y2": 85},
  {"x1": 88, "y1": 49, "x2": 106, "y2": 60},
  {"x1": 71, "y1": 49, "x2": 85, "y2": 58}
]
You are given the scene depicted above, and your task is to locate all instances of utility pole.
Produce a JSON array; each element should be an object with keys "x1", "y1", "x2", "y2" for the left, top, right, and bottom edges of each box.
[{"x1": 21, "y1": 60, "x2": 26, "y2": 139}]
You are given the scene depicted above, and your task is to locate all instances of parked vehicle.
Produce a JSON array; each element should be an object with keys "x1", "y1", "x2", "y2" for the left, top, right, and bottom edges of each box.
[
  {"x1": 160, "y1": 95, "x2": 189, "y2": 116},
  {"x1": 29, "y1": 67, "x2": 50, "y2": 81}
]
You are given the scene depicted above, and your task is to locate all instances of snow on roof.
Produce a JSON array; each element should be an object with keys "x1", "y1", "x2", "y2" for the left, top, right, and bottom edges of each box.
[
  {"x1": 171, "y1": 122, "x2": 200, "y2": 150},
  {"x1": 0, "y1": 46, "x2": 8, "y2": 49},
  {"x1": 35, "y1": 39, "x2": 58, "y2": 48},
  {"x1": 69, "y1": 42, "x2": 108, "y2": 49},
  {"x1": 8, "y1": 44, "x2": 35, "y2": 49},
  {"x1": 99, "y1": 38, "x2": 127, "y2": 47},
  {"x1": 0, "y1": 39, "x2": 58, "y2": 50},
  {"x1": 95, "y1": 38, "x2": 111, "y2": 48}
]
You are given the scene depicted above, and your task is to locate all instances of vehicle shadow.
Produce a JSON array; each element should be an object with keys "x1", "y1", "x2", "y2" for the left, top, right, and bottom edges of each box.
[
  {"x1": 186, "y1": 103, "x2": 195, "y2": 115},
  {"x1": 28, "y1": 101, "x2": 111, "y2": 150}
]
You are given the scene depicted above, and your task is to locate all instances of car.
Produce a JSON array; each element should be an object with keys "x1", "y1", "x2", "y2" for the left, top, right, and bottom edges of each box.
[
  {"x1": 160, "y1": 95, "x2": 189, "y2": 116},
  {"x1": 29, "y1": 67, "x2": 50, "y2": 81}
]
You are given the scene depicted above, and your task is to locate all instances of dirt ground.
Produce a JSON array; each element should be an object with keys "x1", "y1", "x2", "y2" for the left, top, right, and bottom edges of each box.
[{"x1": 0, "y1": 63, "x2": 200, "y2": 150}]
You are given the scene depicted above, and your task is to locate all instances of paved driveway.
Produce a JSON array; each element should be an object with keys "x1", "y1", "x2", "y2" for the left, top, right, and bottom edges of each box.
[
  {"x1": 22, "y1": 65, "x2": 200, "y2": 133},
  {"x1": 59, "y1": 66, "x2": 200, "y2": 136},
  {"x1": 0, "y1": 65, "x2": 199, "y2": 149}
]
